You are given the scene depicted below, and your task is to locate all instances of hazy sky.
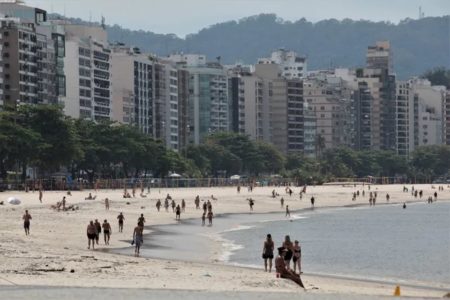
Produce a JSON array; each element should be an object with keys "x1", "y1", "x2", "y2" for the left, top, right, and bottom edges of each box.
[{"x1": 26, "y1": 0, "x2": 450, "y2": 37}]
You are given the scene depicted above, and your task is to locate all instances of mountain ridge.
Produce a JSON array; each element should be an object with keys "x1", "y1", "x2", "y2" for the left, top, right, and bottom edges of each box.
[{"x1": 49, "y1": 13, "x2": 450, "y2": 79}]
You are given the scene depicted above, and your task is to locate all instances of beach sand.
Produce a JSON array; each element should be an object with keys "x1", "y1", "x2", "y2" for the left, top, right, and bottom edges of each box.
[{"x1": 0, "y1": 184, "x2": 448, "y2": 298}]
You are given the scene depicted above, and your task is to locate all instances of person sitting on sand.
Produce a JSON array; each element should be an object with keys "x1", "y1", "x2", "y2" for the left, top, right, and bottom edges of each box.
[
  {"x1": 85, "y1": 193, "x2": 96, "y2": 200},
  {"x1": 117, "y1": 212, "x2": 125, "y2": 232},
  {"x1": 87, "y1": 220, "x2": 97, "y2": 250},
  {"x1": 23, "y1": 210, "x2": 32, "y2": 235},
  {"x1": 166, "y1": 193, "x2": 172, "y2": 200},
  {"x1": 133, "y1": 223, "x2": 144, "y2": 256},
  {"x1": 102, "y1": 219, "x2": 111, "y2": 245},
  {"x1": 275, "y1": 247, "x2": 305, "y2": 288},
  {"x1": 67, "y1": 190, "x2": 72, "y2": 196},
  {"x1": 211, "y1": 194, "x2": 217, "y2": 201},
  {"x1": 262, "y1": 234, "x2": 274, "y2": 272}
]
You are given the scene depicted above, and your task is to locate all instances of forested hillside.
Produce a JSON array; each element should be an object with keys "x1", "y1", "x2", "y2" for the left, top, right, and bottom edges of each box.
[{"x1": 49, "y1": 14, "x2": 450, "y2": 79}]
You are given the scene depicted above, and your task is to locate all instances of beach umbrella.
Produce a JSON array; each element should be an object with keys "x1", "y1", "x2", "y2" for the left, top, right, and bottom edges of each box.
[
  {"x1": 7, "y1": 197, "x2": 21, "y2": 205},
  {"x1": 230, "y1": 175, "x2": 240, "y2": 180},
  {"x1": 169, "y1": 173, "x2": 182, "y2": 178}
]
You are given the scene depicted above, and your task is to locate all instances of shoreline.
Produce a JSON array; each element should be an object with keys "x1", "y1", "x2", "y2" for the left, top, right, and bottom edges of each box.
[
  {"x1": 113, "y1": 200, "x2": 449, "y2": 290},
  {"x1": 0, "y1": 184, "x2": 449, "y2": 298}
]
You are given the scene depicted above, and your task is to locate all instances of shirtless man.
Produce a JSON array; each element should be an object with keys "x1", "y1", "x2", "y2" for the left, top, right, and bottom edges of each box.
[
  {"x1": 156, "y1": 199, "x2": 161, "y2": 212},
  {"x1": 102, "y1": 219, "x2": 111, "y2": 245},
  {"x1": 207, "y1": 211, "x2": 213, "y2": 226},
  {"x1": 133, "y1": 223, "x2": 144, "y2": 256},
  {"x1": 275, "y1": 247, "x2": 305, "y2": 288},
  {"x1": 175, "y1": 204, "x2": 181, "y2": 220},
  {"x1": 104, "y1": 198, "x2": 110, "y2": 210},
  {"x1": 94, "y1": 219, "x2": 102, "y2": 245},
  {"x1": 23, "y1": 210, "x2": 32, "y2": 235},
  {"x1": 62, "y1": 196, "x2": 66, "y2": 210},
  {"x1": 285, "y1": 205, "x2": 290, "y2": 218},
  {"x1": 87, "y1": 220, "x2": 97, "y2": 249},
  {"x1": 195, "y1": 195, "x2": 200, "y2": 209},
  {"x1": 138, "y1": 214, "x2": 145, "y2": 226},
  {"x1": 117, "y1": 212, "x2": 125, "y2": 232}
]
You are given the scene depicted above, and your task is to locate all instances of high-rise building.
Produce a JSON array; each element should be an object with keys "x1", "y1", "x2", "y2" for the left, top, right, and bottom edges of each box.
[
  {"x1": 446, "y1": 90, "x2": 450, "y2": 145},
  {"x1": 254, "y1": 63, "x2": 304, "y2": 154},
  {"x1": 61, "y1": 25, "x2": 111, "y2": 121},
  {"x1": 167, "y1": 54, "x2": 229, "y2": 144},
  {"x1": 0, "y1": 3, "x2": 65, "y2": 107},
  {"x1": 303, "y1": 72, "x2": 354, "y2": 150},
  {"x1": 366, "y1": 41, "x2": 393, "y2": 74},
  {"x1": 110, "y1": 45, "x2": 154, "y2": 132}
]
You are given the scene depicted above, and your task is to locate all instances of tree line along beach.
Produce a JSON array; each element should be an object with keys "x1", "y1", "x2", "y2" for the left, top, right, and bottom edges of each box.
[{"x1": 0, "y1": 184, "x2": 449, "y2": 298}]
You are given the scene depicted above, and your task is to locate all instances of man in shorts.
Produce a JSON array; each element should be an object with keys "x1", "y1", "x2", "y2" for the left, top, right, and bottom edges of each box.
[
  {"x1": 102, "y1": 219, "x2": 111, "y2": 245},
  {"x1": 117, "y1": 212, "x2": 125, "y2": 232},
  {"x1": 87, "y1": 220, "x2": 97, "y2": 249},
  {"x1": 23, "y1": 210, "x2": 32, "y2": 235}
]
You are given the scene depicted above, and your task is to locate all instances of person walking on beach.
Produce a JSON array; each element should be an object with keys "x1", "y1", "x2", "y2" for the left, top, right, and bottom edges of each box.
[
  {"x1": 23, "y1": 210, "x2": 32, "y2": 235},
  {"x1": 275, "y1": 247, "x2": 305, "y2": 288},
  {"x1": 248, "y1": 198, "x2": 255, "y2": 211},
  {"x1": 133, "y1": 223, "x2": 143, "y2": 256},
  {"x1": 138, "y1": 214, "x2": 145, "y2": 226},
  {"x1": 171, "y1": 199, "x2": 176, "y2": 212},
  {"x1": 181, "y1": 199, "x2": 186, "y2": 212},
  {"x1": 164, "y1": 198, "x2": 169, "y2": 212},
  {"x1": 87, "y1": 220, "x2": 97, "y2": 250},
  {"x1": 156, "y1": 199, "x2": 161, "y2": 212},
  {"x1": 280, "y1": 197, "x2": 284, "y2": 208},
  {"x1": 310, "y1": 196, "x2": 315, "y2": 208},
  {"x1": 195, "y1": 195, "x2": 200, "y2": 209},
  {"x1": 201, "y1": 212, "x2": 206, "y2": 226},
  {"x1": 102, "y1": 219, "x2": 111, "y2": 245},
  {"x1": 175, "y1": 204, "x2": 181, "y2": 220},
  {"x1": 434, "y1": 191, "x2": 438, "y2": 201},
  {"x1": 38, "y1": 187, "x2": 43, "y2": 203},
  {"x1": 62, "y1": 196, "x2": 66, "y2": 210},
  {"x1": 386, "y1": 193, "x2": 390, "y2": 202},
  {"x1": 104, "y1": 198, "x2": 110, "y2": 210},
  {"x1": 285, "y1": 205, "x2": 290, "y2": 218},
  {"x1": 117, "y1": 212, "x2": 124, "y2": 232},
  {"x1": 94, "y1": 219, "x2": 102, "y2": 245},
  {"x1": 262, "y1": 234, "x2": 274, "y2": 272},
  {"x1": 207, "y1": 211, "x2": 214, "y2": 226},
  {"x1": 293, "y1": 240, "x2": 302, "y2": 274}
]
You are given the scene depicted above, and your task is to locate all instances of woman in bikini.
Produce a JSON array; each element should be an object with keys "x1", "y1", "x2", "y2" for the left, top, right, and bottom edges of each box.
[
  {"x1": 282, "y1": 235, "x2": 294, "y2": 270},
  {"x1": 262, "y1": 234, "x2": 274, "y2": 272},
  {"x1": 293, "y1": 240, "x2": 302, "y2": 274}
]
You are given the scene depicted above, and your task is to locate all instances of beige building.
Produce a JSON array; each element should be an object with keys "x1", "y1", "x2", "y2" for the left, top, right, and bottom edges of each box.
[
  {"x1": 61, "y1": 25, "x2": 111, "y2": 121},
  {"x1": 303, "y1": 72, "x2": 354, "y2": 150}
]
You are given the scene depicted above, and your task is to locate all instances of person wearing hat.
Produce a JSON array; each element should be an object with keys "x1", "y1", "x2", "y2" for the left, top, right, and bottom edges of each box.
[{"x1": 275, "y1": 246, "x2": 305, "y2": 288}]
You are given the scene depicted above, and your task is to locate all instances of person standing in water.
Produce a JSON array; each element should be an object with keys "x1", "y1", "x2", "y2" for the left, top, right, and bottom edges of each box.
[
  {"x1": 285, "y1": 205, "x2": 290, "y2": 218},
  {"x1": 262, "y1": 234, "x2": 274, "y2": 272}
]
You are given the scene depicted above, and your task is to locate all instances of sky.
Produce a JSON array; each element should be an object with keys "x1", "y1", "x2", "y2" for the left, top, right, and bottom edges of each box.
[{"x1": 25, "y1": 0, "x2": 450, "y2": 37}]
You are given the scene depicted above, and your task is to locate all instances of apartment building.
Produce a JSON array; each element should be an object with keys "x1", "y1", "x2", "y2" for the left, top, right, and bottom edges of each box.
[
  {"x1": 258, "y1": 49, "x2": 307, "y2": 79},
  {"x1": 167, "y1": 54, "x2": 229, "y2": 144},
  {"x1": 60, "y1": 25, "x2": 111, "y2": 121}
]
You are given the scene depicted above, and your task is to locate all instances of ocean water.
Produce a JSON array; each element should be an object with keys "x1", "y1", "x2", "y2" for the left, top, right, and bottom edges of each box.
[{"x1": 221, "y1": 202, "x2": 450, "y2": 286}]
